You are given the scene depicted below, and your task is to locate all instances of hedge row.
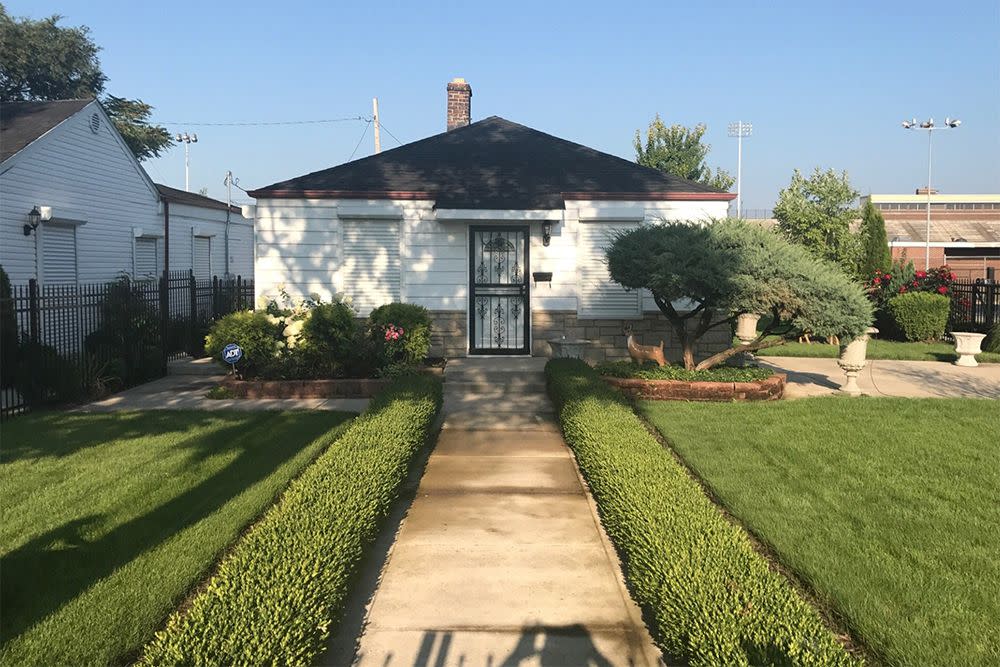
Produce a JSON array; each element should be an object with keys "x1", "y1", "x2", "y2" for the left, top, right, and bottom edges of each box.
[
  {"x1": 545, "y1": 359, "x2": 859, "y2": 666},
  {"x1": 139, "y1": 375, "x2": 442, "y2": 666}
]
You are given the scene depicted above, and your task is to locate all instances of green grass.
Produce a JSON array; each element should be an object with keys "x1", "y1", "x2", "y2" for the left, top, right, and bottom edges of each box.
[
  {"x1": 754, "y1": 337, "x2": 1000, "y2": 363},
  {"x1": 0, "y1": 410, "x2": 353, "y2": 667},
  {"x1": 595, "y1": 360, "x2": 773, "y2": 381},
  {"x1": 640, "y1": 398, "x2": 1000, "y2": 667}
]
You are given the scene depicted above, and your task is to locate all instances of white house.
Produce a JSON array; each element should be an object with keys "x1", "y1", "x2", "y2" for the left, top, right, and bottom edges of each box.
[
  {"x1": 249, "y1": 79, "x2": 734, "y2": 360},
  {"x1": 0, "y1": 99, "x2": 254, "y2": 286},
  {"x1": 156, "y1": 184, "x2": 255, "y2": 282}
]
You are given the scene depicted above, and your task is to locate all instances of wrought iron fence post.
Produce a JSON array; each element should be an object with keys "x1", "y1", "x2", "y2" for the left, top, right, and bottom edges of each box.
[
  {"x1": 159, "y1": 273, "x2": 169, "y2": 373},
  {"x1": 189, "y1": 270, "x2": 198, "y2": 355},
  {"x1": 27, "y1": 278, "x2": 40, "y2": 344}
]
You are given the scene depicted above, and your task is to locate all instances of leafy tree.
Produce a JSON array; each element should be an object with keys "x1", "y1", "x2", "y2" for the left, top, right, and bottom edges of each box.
[
  {"x1": 0, "y1": 8, "x2": 172, "y2": 160},
  {"x1": 606, "y1": 219, "x2": 873, "y2": 370},
  {"x1": 634, "y1": 115, "x2": 735, "y2": 190},
  {"x1": 858, "y1": 199, "x2": 892, "y2": 279},
  {"x1": 773, "y1": 168, "x2": 860, "y2": 274}
]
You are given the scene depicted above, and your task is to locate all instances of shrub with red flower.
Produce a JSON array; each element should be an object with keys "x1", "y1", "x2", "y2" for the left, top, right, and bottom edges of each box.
[{"x1": 866, "y1": 260, "x2": 957, "y2": 307}]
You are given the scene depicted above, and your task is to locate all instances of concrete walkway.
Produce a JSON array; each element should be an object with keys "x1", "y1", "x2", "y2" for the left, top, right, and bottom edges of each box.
[
  {"x1": 761, "y1": 356, "x2": 1000, "y2": 399},
  {"x1": 345, "y1": 357, "x2": 662, "y2": 667},
  {"x1": 74, "y1": 359, "x2": 369, "y2": 413}
]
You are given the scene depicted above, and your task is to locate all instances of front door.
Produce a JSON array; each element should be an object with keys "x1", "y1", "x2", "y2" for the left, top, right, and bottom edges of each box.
[{"x1": 469, "y1": 226, "x2": 530, "y2": 354}]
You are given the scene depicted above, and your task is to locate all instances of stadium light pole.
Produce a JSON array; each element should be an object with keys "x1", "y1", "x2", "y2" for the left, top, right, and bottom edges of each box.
[
  {"x1": 175, "y1": 132, "x2": 199, "y2": 192},
  {"x1": 901, "y1": 117, "x2": 961, "y2": 269},
  {"x1": 728, "y1": 121, "x2": 752, "y2": 218}
]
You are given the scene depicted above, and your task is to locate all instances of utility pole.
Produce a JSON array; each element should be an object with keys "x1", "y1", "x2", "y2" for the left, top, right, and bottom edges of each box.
[
  {"x1": 372, "y1": 97, "x2": 382, "y2": 154},
  {"x1": 223, "y1": 171, "x2": 235, "y2": 276},
  {"x1": 727, "y1": 121, "x2": 752, "y2": 218},
  {"x1": 175, "y1": 132, "x2": 198, "y2": 191}
]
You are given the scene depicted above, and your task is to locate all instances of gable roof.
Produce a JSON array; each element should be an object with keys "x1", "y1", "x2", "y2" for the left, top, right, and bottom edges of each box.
[
  {"x1": 248, "y1": 116, "x2": 735, "y2": 209},
  {"x1": 1, "y1": 99, "x2": 94, "y2": 163},
  {"x1": 156, "y1": 183, "x2": 242, "y2": 213}
]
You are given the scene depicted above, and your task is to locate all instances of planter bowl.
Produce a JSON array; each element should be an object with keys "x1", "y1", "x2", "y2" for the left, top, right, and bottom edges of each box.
[{"x1": 951, "y1": 332, "x2": 987, "y2": 367}]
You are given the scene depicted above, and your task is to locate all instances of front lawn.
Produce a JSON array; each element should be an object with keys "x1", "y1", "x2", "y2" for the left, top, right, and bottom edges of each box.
[
  {"x1": 640, "y1": 398, "x2": 1000, "y2": 667},
  {"x1": 754, "y1": 337, "x2": 1000, "y2": 363},
  {"x1": 0, "y1": 410, "x2": 353, "y2": 667}
]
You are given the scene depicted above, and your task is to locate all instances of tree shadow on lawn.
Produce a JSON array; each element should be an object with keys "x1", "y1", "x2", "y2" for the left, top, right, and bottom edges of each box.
[
  {"x1": 0, "y1": 410, "x2": 242, "y2": 463},
  {"x1": 0, "y1": 412, "x2": 336, "y2": 645}
]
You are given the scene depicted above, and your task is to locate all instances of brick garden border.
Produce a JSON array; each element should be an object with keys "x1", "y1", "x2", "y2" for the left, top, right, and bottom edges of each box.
[
  {"x1": 603, "y1": 373, "x2": 786, "y2": 402},
  {"x1": 220, "y1": 366, "x2": 444, "y2": 399}
]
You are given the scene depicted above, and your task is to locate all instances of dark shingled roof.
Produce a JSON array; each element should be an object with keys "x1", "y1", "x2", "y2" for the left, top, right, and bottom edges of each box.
[
  {"x1": 249, "y1": 116, "x2": 735, "y2": 209},
  {"x1": 156, "y1": 183, "x2": 242, "y2": 213},
  {"x1": 1, "y1": 99, "x2": 94, "y2": 162}
]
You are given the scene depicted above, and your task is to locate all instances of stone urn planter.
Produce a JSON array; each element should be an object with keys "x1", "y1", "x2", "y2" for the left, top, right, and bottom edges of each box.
[
  {"x1": 548, "y1": 337, "x2": 591, "y2": 359},
  {"x1": 951, "y1": 332, "x2": 987, "y2": 367},
  {"x1": 735, "y1": 313, "x2": 762, "y2": 365},
  {"x1": 837, "y1": 327, "x2": 878, "y2": 396}
]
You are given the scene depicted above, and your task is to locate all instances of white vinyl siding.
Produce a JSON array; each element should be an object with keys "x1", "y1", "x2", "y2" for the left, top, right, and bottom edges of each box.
[
  {"x1": 41, "y1": 224, "x2": 78, "y2": 284},
  {"x1": 577, "y1": 221, "x2": 641, "y2": 319},
  {"x1": 0, "y1": 101, "x2": 162, "y2": 284},
  {"x1": 193, "y1": 236, "x2": 212, "y2": 280},
  {"x1": 341, "y1": 219, "x2": 401, "y2": 315},
  {"x1": 134, "y1": 237, "x2": 159, "y2": 279}
]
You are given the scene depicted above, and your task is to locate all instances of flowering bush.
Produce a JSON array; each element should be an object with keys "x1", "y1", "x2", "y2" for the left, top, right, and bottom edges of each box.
[
  {"x1": 368, "y1": 303, "x2": 432, "y2": 367},
  {"x1": 866, "y1": 260, "x2": 957, "y2": 307}
]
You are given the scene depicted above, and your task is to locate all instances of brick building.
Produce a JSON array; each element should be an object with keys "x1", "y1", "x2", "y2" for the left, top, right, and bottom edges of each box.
[{"x1": 863, "y1": 192, "x2": 1000, "y2": 279}]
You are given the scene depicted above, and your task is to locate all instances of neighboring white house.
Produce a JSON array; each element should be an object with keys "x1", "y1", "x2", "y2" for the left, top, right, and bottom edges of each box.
[
  {"x1": 0, "y1": 99, "x2": 254, "y2": 285},
  {"x1": 156, "y1": 184, "x2": 255, "y2": 281},
  {"x1": 249, "y1": 79, "x2": 734, "y2": 361}
]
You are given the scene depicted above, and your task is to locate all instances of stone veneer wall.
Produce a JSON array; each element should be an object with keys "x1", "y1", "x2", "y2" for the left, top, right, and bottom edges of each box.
[{"x1": 428, "y1": 309, "x2": 731, "y2": 363}]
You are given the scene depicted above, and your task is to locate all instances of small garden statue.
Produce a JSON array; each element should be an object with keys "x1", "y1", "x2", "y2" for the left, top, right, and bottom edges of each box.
[{"x1": 625, "y1": 327, "x2": 666, "y2": 366}]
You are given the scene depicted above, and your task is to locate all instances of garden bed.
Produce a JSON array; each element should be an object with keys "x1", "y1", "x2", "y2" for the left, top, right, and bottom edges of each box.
[
  {"x1": 596, "y1": 361, "x2": 784, "y2": 401},
  {"x1": 603, "y1": 373, "x2": 785, "y2": 401},
  {"x1": 219, "y1": 366, "x2": 444, "y2": 399}
]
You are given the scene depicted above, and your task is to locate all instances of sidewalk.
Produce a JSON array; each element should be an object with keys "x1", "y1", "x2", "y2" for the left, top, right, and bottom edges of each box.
[
  {"x1": 336, "y1": 358, "x2": 662, "y2": 667},
  {"x1": 74, "y1": 375, "x2": 369, "y2": 413},
  {"x1": 761, "y1": 356, "x2": 1000, "y2": 399}
]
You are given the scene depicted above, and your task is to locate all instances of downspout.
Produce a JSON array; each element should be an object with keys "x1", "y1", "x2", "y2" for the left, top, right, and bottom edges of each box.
[{"x1": 163, "y1": 200, "x2": 170, "y2": 277}]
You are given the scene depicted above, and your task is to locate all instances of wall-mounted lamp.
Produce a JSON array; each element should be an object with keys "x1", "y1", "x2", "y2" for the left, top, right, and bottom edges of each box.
[
  {"x1": 542, "y1": 221, "x2": 553, "y2": 246},
  {"x1": 23, "y1": 205, "x2": 51, "y2": 235}
]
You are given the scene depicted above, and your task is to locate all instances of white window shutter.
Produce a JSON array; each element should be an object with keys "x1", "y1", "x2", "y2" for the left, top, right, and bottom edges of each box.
[
  {"x1": 193, "y1": 236, "x2": 211, "y2": 280},
  {"x1": 341, "y1": 220, "x2": 400, "y2": 316},
  {"x1": 134, "y1": 238, "x2": 159, "y2": 279},
  {"x1": 577, "y1": 222, "x2": 641, "y2": 319},
  {"x1": 42, "y1": 224, "x2": 78, "y2": 284}
]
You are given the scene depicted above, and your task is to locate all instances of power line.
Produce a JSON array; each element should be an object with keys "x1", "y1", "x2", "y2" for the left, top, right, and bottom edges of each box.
[
  {"x1": 376, "y1": 120, "x2": 404, "y2": 146},
  {"x1": 157, "y1": 116, "x2": 366, "y2": 127},
  {"x1": 348, "y1": 120, "x2": 373, "y2": 161}
]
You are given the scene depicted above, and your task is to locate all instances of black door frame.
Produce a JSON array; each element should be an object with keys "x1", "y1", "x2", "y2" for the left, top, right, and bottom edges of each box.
[{"x1": 468, "y1": 225, "x2": 531, "y2": 355}]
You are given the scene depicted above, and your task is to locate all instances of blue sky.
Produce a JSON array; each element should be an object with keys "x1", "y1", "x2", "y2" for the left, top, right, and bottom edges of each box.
[{"x1": 8, "y1": 0, "x2": 999, "y2": 208}]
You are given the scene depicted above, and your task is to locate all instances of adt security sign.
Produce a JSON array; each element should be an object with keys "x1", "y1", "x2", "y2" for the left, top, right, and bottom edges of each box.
[{"x1": 222, "y1": 343, "x2": 243, "y2": 366}]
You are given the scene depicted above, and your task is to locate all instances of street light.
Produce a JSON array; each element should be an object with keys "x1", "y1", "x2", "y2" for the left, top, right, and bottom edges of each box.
[
  {"x1": 175, "y1": 132, "x2": 198, "y2": 192},
  {"x1": 728, "y1": 121, "x2": 752, "y2": 218},
  {"x1": 901, "y1": 116, "x2": 961, "y2": 269}
]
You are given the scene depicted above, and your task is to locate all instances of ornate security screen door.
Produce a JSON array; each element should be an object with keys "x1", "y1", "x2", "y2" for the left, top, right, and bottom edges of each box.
[{"x1": 469, "y1": 226, "x2": 530, "y2": 354}]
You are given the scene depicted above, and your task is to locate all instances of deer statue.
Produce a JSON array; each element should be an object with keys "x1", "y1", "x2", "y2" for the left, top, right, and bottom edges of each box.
[{"x1": 625, "y1": 326, "x2": 667, "y2": 367}]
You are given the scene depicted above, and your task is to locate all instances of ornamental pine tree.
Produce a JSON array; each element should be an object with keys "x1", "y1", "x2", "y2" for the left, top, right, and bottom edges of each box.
[{"x1": 858, "y1": 199, "x2": 892, "y2": 279}]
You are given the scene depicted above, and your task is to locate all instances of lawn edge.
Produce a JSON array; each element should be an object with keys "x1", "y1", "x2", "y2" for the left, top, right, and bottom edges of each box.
[
  {"x1": 119, "y1": 410, "x2": 356, "y2": 665},
  {"x1": 630, "y1": 399, "x2": 882, "y2": 666}
]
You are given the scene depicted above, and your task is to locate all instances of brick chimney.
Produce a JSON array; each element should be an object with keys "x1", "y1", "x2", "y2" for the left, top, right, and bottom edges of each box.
[{"x1": 446, "y1": 77, "x2": 472, "y2": 131}]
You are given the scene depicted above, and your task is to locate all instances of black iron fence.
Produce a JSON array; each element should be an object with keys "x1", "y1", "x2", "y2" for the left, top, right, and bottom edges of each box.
[
  {"x1": 1, "y1": 271, "x2": 253, "y2": 419},
  {"x1": 950, "y1": 279, "x2": 999, "y2": 329}
]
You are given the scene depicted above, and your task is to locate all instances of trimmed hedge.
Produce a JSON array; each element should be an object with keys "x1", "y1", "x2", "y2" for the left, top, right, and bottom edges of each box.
[
  {"x1": 138, "y1": 375, "x2": 442, "y2": 666},
  {"x1": 887, "y1": 292, "x2": 950, "y2": 342},
  {"x1": 545, "y1": 359, "x2": 859, "y2": 666}
]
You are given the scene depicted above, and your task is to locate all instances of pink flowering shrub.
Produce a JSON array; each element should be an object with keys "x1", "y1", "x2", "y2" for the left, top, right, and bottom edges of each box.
[{"x1": 368, "y1": 303, "x2": 432, "y2": 367}]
